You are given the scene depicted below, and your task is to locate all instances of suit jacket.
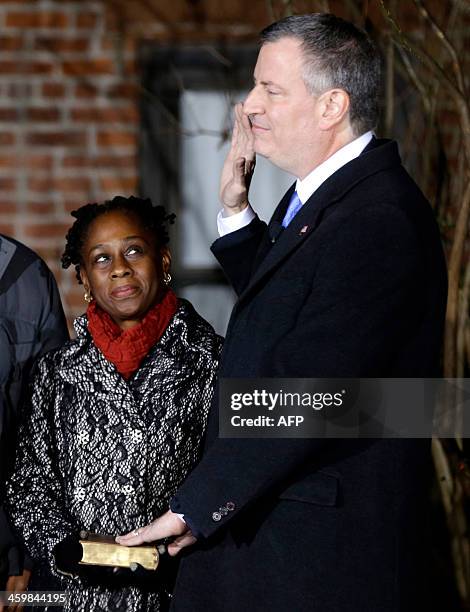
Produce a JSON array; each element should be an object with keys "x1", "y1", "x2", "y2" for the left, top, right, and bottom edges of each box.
[{"x1": 170, "y1": 138, "x2": 448, "y2": 612}]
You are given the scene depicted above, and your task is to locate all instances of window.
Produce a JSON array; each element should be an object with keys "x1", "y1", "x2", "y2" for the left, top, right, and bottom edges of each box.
[{"x1": 140, "y1": 44, "x2": 293, "y2": 334}]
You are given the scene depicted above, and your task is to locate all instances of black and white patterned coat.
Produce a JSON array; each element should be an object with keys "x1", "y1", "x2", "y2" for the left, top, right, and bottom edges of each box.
[{"x1": 6, "y1": 299, "x2": 221, "y2": 611}]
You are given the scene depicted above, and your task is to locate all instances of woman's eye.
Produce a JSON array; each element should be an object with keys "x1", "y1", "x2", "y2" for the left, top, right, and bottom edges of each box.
[
  {"x1": 94, "y1": 254, "x2": 109, "y2": 264},
  {"x1": 126, "y1": 246, "x2": 143, "y2": 257}
]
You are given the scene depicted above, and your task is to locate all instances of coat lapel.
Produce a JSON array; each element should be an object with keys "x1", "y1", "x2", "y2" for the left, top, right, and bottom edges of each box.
[{"x1": 236, "y1": 139, "x2": 401, "y2": 306}]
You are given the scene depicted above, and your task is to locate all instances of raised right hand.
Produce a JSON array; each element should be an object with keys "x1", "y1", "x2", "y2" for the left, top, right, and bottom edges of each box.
[{"x1": 219, "y1": 102, "x2": 256, "y2": 216}]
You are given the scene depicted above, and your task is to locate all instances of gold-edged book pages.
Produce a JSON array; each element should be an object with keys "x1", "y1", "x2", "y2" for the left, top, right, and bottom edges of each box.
[{"x1": 79, "y1": 533, "x2": 159, "y2": 571}]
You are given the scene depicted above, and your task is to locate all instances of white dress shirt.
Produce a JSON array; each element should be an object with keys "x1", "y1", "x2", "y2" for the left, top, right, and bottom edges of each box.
[{"x1": 217, "y1": 131, "x2": 374, "y2": 236}]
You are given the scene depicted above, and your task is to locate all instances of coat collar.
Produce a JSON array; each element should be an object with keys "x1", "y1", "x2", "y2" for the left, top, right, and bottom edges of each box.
[
  {"x1": 237, "y1": 138, "x2": 401, "y2": 306},
  {"x1": 61, "y1": 300, "x2": 197, "y2": 389}
]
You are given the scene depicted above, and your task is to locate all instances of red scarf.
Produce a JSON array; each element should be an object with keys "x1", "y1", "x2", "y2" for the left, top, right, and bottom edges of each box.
[{"x1": 86, "y1": 289, "x2": 178, "y2": 379}]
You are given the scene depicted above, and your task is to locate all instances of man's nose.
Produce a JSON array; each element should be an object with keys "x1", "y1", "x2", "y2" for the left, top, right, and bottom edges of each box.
[{"x1": 243, "y1": 86, "x2": 263, "y2": 117}]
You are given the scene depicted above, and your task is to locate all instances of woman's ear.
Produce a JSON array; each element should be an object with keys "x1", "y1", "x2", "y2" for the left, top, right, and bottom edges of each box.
[
  {"x1": 79, "y1": 267, "x2": 89, "y2": 290},
  {"x1": 161, "y1": 247, "x2": 172, "y2": 277}
]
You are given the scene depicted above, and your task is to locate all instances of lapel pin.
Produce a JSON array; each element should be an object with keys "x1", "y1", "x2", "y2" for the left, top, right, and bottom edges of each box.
[{"x1": 299, "y1": 225, "x2": 309, "y2": 235}]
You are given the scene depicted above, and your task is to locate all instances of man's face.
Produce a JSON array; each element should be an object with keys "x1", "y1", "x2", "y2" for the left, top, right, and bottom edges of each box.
[{"x1": 243, "y1": 37, "x2": 324, "y2": 179}]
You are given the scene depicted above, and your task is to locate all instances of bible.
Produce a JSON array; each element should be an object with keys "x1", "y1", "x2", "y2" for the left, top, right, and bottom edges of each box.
[{"x1": 79, "y1": 531, "x2": 164, "y2": 571}]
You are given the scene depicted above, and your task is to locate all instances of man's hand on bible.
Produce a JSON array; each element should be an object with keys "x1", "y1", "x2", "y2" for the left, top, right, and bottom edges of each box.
[{"x1": 115, "y1": 510, "x2": 197, "y2": 557}]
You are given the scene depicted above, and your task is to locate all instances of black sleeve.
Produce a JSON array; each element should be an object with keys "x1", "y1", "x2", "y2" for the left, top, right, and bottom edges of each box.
[{"x1": 211, "y1": 216, "x2": 267, "y2": 295}]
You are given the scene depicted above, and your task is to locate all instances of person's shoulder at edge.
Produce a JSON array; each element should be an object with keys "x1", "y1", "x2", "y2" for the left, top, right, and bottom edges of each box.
[{"x1": 0, "y1": 234, "x2": 48, "y2": 269}]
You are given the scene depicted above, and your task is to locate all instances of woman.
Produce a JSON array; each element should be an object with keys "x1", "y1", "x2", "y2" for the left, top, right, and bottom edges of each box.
[{"x1": 6, "y1": 196, "x2": 221, "y2": 611}]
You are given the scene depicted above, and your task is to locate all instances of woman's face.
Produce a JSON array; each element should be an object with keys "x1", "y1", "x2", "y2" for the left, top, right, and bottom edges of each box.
[{"x1": 79, "y1": 210, "x2": 171, "y2": 329}]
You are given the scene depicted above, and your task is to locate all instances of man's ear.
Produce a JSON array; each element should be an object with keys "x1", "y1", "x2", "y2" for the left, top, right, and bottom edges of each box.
[
  {"x1": 318, "y1": 89, "x2": 350, "y2": 130},
  {"x1": 161, "y1": 247, "x2": 172, "y2": 276}
]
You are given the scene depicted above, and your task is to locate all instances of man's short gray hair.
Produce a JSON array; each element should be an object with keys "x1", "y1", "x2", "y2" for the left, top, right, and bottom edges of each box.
[{"x1": 260, "y1": 13, "x2": 381, "y2": 136}]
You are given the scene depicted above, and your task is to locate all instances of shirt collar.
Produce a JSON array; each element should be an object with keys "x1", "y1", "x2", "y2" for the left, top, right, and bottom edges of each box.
[{"x1": 295, "y1": 131, "x2": 374, "y2": 204}]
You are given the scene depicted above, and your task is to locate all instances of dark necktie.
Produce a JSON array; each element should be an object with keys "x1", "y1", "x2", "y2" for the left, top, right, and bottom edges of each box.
[{"x1": 281, "y1": 190, "x2": 302, "y2": 228}]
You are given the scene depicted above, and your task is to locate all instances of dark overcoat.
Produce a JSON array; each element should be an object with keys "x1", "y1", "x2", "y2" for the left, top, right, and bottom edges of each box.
[{"x1": 170, "y1": 138, "x2": 448, "y2": 612}]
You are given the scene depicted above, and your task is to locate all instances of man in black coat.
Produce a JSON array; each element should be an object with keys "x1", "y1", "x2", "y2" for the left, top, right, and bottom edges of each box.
[
  {"x1": 118, "y1": 14, "x2": 447, "y2": 611},
  {"x1": 0, "y1": 235, "x2": 68, "y2": 606}
]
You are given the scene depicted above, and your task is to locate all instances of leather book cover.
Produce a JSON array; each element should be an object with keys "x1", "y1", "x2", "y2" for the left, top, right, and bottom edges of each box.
[{"x1": 79, "y1": 532, "x2": 160, "y2": 571}]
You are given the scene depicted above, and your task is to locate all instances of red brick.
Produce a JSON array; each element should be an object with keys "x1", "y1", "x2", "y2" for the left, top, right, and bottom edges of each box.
[
  {"x1": 5, "y1": 11, "x2": 68, "y2": 28},
  {"x1": 24, "y1": 223, "x2": 70, "y2": 239},
  {"x1": 0, "y1": 201, "x2": 17, "y2": 214},
  {"x1": 63, "y1": 154, "x2": 137, "y2": 169},
  {"x1": 42, "y1": 83, "x2": 66, "y2": 98},
  {"x1": 75, "y1": 83, "x2": 98, "y2": 98},
  {"x1": 26, "y1": 107, "x2": 61, "y2": 121},
  {"x1": 98, "y1": 154, "x2": 137, "y2": 169},
  {"x1": 0, "y1": 156, "x2": 16, "y2": 168},
  {"x1": 26, "y1": 132, "x2": 87, "y2": 147},
  {"x1": 24, "y1": 155, "x2": 54, "y2": 170},
  {"x1": 62, "y1": 59, "x2": 114, "y2": 76},
  {"x1": 0, "y1": 177, "x2": 16, "y2": 191},
  {"x1": 76, "y1": 13, "x2": 99, "y2": 29},
  {"x1": 0, "y1": 36, "x2": 23, "y2": 51},
  {"x1": 97, "y1": 131, "x2": 136, "y2": 147},
  {"x1": 6, "y1": 12, "x2": 68, "y2": 28},
  {"x1": 26, "y1": 202, "x2": 55, "y2": 214},
  {"x1": 28, "y1": 177, "x2": 92, "y2": 193},
  {"x1": 99, "y1": 175, "x2": 138, "y2": 192},
  {"x1": 0, "y1": 224, "x2": 14, "y2": 235},
  {"x1": 0, "y1": 108, "x2": 19, "y2": 121},
  {"x1": 0, "y1": 133, "x2": 15, "y2": 146},
  {"x1": 0, "y1": 61, "x2": 52, "y2": 75},
  {"x1": 70, "y1": 107, "x2": 138, "y2": 122},
  {"x1": 34, "y1": 37, "x2": 89, "y2": 53},
  {"x1": 0, "y1": 155, "x2": 51, "y2": 170},
  {"x1": 107, "y1": 82, "x2": 140, "y2": 100},
  {"x1": 61, "y1": 155, "x2": 93, "y2": 168}
]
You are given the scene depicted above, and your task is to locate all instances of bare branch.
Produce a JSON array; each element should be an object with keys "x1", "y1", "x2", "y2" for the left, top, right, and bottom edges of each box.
[
  {"x1": 412, "y1": 0, "x2": 466, "y2": 96},
  {"x1": 394, "y1": 42, "x2": 431, "y2": 114},
  {"x1": 445, "y1": 180, "x2": 470, "y2": 377}
]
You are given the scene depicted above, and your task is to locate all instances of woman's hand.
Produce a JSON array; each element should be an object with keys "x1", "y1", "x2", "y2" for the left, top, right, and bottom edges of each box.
[
  {"x1": 116, "y1": 511, "x2": 196, "y2": 557},
  {"x1": 219, "y1": 102, "x2": 256, "y2": 216}
]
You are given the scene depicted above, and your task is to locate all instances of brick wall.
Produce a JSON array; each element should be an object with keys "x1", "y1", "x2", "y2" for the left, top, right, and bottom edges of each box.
[
  {"x1": 0, "y1": 0, "x2": 466, "y2": 327},
  {"x1": 0, "y1": 0, "x2": 142, "y2": 323},
  {"x1": 0, "y1": 0, "x2": 270, "y2": 327}
]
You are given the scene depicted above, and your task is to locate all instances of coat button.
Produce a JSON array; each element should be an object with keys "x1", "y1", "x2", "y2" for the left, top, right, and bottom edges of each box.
[
  {"x1": 212, "y1": 512, "x2": 222, "y2": 522},
  {"x1": 219, "y1": 507, "x2": 229, "y2": 516},
  {"x1": 226, "y1": 501, "x2": 235, "y2": 511}
]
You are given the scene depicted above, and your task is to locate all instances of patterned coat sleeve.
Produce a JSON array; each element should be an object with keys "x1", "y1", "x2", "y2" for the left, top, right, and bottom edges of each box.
[{"x1": 6, "y1": 353, "x2": 74, "y2": 579}]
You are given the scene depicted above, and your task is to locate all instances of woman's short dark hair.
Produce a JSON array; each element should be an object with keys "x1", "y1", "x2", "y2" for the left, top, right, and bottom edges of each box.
[
  {"x1": 260, "y1": 13, "x2": 381, "y2": 136},
  {"x1": 61, "y1": 195, "x2": 175, "y2": 283}
]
